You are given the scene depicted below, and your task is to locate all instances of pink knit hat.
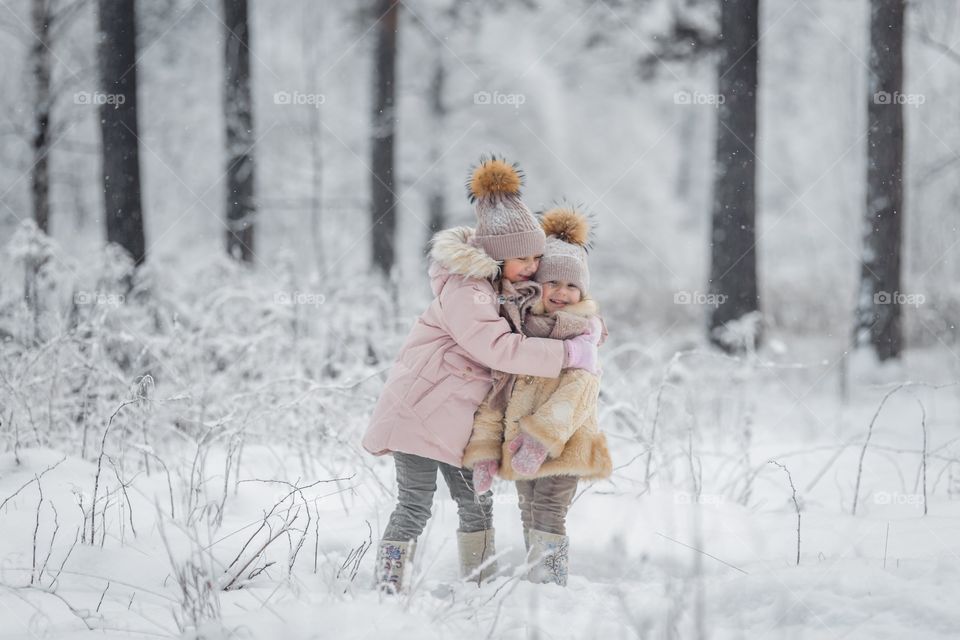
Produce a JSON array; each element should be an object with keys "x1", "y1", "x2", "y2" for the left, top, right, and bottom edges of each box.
[
  {"x1": 534, "y1": 205, "x2": 592, "y2": 295},
  {"x1": 466, "y1": 155, "x2": 545, "y2": 260}
]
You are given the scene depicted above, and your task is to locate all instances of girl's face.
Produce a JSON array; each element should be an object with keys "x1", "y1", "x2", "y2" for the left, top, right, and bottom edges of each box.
[
  {"x1": 502, "y1": 255, "x2": 541, "y2": 283},
  {"x1": 541, "y1": 280, "x2": 582, "y2": 312}
]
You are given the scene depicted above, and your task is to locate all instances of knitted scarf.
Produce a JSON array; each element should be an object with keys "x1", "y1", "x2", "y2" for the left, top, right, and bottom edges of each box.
[{"x1": 486, "y1": 279, "x2": 592, "y2": 412}]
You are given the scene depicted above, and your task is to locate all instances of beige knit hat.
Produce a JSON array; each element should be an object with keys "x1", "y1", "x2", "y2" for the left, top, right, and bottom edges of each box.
[
  {"x1": 466, "y1": 155, "x2": 545, "y2": 260},
  {"x1": 534, "y1": 205, "x2": 592, "y2": 295}
]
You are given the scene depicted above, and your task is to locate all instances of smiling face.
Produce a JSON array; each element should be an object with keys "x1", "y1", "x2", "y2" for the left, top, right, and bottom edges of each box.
[
  {"x1": 502, "y1": 255, "x2": 541, "y2": 283},
  {"x1": 541, "y1": 280, "x2": 583, "y2": 312}
]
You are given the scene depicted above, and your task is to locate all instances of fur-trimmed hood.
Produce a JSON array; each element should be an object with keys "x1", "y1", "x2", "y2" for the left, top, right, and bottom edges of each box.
[{"x1": 428, "y1": 227, "x2": 501, "y2": 295}]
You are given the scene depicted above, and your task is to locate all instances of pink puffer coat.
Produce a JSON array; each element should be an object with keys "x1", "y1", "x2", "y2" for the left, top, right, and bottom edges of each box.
[{"x1": 362, "y1": 227, "x2": 566, "y2": 467}]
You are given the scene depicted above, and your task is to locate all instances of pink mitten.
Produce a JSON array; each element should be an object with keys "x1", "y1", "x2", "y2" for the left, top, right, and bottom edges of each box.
[
  {"x1": 563, "y1": 332, "x2": 599, "y2": 374},
  {"x1": 509, "y1": 433, "x2": 549, "y2": 476},
  {"x1": 472, "y1": 459, "x2": 499, "y2": 494}
]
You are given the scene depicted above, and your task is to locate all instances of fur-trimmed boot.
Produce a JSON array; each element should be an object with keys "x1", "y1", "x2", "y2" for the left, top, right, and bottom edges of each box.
[
  {"x1": 374, "y1": 539, "x2": 415, "y2": 594},
  {"x1": 458, "y1": 529, "x2": 498, "y2": 584},
  {"x1": 527, "y1": 529, "x2": 568, "y2": 586}
]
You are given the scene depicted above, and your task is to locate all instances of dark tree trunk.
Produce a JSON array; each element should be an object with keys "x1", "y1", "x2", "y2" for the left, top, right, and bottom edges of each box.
[
  {"x1": 855, "y1": 0, "x2": 905, "y2": 361},
  {"x1": 31, "y1": 0, "x2": 52, "y2": 234},
  {"x1": 426, "y1": 51, "x2": 446, "y2": 250},
  {"x1": 96, "y1": 0, "x2": 146, "y2": 266},
  {"x1": 303, "y1": 26, "x2": 325, "y2": 276},
  {"x1": 223, "y1": 0, "x2": 256, "y2": 262},
  {"x1": 370, "y1": 0, "x2": 399, "y2": 278},
  {"x1": 708, "y1": 0, "x2": 761, "y2": 353}
]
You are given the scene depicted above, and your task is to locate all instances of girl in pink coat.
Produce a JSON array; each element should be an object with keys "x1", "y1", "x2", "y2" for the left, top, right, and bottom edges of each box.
[{"x1": 363, "y1": 156, "x2": 600, "y2": 593}]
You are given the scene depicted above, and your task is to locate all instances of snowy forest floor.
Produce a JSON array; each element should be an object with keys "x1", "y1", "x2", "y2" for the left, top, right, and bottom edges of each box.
[{"x1": 2, "y1": 238, "x2": 960, "y2": 639}]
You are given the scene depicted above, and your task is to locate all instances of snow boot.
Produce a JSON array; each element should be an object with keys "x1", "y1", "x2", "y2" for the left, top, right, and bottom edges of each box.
[
  {"x1": 527, "y1": 529, "x2": 568, "y2": 586},
  {"x1": 458, "y1": 529, "x2": 498, "y2": 584},
  {"x1": 374, "y1": 539, "x2": 415, "y2": 594}
]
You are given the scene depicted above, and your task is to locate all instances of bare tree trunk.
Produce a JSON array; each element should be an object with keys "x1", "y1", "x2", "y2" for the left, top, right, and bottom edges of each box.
[
  {"x1": 855, "y1": 0, "x2": 905, "y2": 361},
  {"x1": 308, "y1": 112, "x2": 325, "y2": 274},
  {"x1": 370, "y1": 0, "x2": 399, "y2": 278},
  {"x1": 31, "y1": 0, "x2": 53, "y2": 234},
  {"x1": 223, "y1": 0, "x2": 256, "y2": 262},
  {"x1": 676, "y1": 102, "x2": 697, "y2": 228},
  {"x1": 425, "y1": 49, "x2": 446, "y2": 251},
  {"x1": 301, "y1": 3, "x2": 325, "y2": 276},
  {"x1": 96, "y1": 0, "x2": 146, "y2": 266},
  {"x1": 708, "y1": 0, "x2": 761, "y2": 353}
]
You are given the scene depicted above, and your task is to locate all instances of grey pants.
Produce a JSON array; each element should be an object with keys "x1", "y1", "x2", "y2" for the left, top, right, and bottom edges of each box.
[
  {"x1": 516, "y1": 475, "x2": 579, "y2": 536},
  {"x1": 382, "y1": 452, "x2": 494, "y2": 541}
]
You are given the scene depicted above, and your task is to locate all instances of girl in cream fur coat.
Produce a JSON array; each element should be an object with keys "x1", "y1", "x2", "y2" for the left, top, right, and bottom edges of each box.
[{"x1": 462, "y1": 207, "x2": 612, "y2": 586}]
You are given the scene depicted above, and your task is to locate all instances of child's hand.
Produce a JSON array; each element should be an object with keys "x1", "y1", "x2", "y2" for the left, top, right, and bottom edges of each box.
[
  {"x1": 586, "y1": 317, "x2": 603, "y2": 344},
  {"x1": 472, "y1": 460, "x2": 499, "y2": 494},
  {"x1": 509, "y1": 433, "x2": 549, "y2": 475},
  {"x1": 563, "y1": 331, "x2": 599, "y2": 374}
]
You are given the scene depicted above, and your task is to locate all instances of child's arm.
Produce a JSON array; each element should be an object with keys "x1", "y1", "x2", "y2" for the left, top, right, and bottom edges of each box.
[
  {"x1": 439, "y1": 281, "x2": 566, "y2": 378},
  {"x1": 518, "y1": 370, "x2": 600, "y2": 457},
  {"x1": 462, "y1": 395, "x2": 505, "y2": 469}
]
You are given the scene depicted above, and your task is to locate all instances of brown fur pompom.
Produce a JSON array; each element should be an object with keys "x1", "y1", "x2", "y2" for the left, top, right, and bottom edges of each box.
[
  {"x1": 466, "y1": 155, "x2": 524, "y2": 203},
  {"x1": 540, "y1": 206, "x2": 590, "y2": 247}
]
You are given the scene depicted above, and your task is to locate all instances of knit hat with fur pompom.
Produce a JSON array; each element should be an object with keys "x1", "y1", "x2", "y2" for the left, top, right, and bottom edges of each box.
[
  {"x1": 535, "y1": 205, "x2": 592, "y2": 295},
  {"x1": 466, "y1": 155, "x2": 545, "y2": 261}
]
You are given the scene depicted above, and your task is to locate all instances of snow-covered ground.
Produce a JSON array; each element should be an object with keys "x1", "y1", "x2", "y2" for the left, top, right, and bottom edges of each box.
[
  {"x1": 2, "y1": 0, "x2": 960, "y2": 637},
  {"x1": 2, "y1": 237, "x2": 959, "y2": 638}
]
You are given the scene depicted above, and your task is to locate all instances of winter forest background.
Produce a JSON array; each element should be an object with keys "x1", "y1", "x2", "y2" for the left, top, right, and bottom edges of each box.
[{"x1": 2, "y1": 0, "x2": 960, "y2": 637}]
